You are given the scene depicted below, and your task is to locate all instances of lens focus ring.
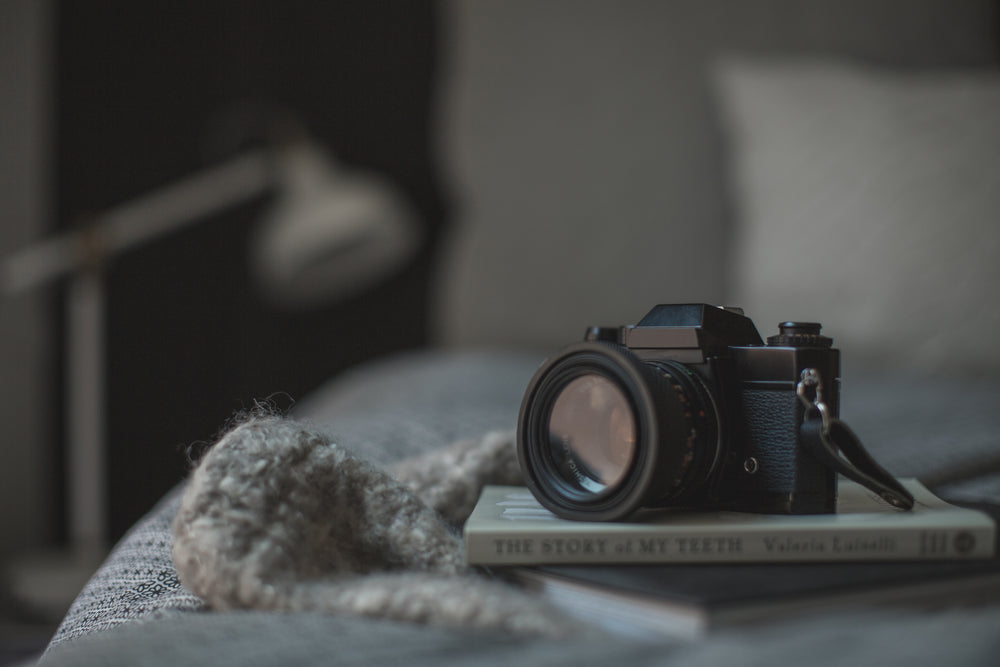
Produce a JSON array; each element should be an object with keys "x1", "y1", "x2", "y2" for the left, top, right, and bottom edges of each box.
[{"x1": 643, "y1": 361, "x2": 721, "y2": 506}]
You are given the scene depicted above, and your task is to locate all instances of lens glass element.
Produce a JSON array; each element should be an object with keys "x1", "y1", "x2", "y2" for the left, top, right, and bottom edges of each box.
[{"x1": 547, "y1": 374, "x2": 636, "y2": 495}]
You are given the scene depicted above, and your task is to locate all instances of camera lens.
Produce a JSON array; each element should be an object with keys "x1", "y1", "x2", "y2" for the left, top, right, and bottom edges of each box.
[
  {"x1": 547, "y1": 374, "x2": 636, "y2": 495},
  {"x1": 518, "y1": 342, "x2": 721, "y2": 521}
]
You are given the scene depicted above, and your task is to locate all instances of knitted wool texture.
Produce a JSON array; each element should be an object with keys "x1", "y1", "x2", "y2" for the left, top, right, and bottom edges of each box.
[
  {"x1": 172, "y1": 417, "x2": 577, "y2": 636},
  {"x1": 389, "y1": 430, "x2": 526, "y2": 526}
]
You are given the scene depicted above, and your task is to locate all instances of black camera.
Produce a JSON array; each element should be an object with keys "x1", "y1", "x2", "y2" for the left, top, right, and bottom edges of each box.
[{"x1": 518, "y1": 304, "x2": 871, "y2": 521}]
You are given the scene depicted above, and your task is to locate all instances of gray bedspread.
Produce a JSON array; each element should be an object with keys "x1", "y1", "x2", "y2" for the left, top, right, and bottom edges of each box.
[{"x1": 38, "y1": 350, "x2": 1000, "y2": 666}]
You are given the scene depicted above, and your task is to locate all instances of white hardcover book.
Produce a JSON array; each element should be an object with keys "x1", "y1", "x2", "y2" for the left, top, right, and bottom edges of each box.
[{"x1": 464, "y1": 479, "x2": 996, "y2": 565}]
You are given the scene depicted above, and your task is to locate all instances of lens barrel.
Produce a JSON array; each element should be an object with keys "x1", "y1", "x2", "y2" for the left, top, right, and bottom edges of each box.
[{"x1": 517, "y1": 342, "x2": 721, "y2": 521}]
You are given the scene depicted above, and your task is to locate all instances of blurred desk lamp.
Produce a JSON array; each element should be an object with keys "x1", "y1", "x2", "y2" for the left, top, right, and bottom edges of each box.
[{"x1": 0, "y1": 136, "x2": 419, "y2": 559}]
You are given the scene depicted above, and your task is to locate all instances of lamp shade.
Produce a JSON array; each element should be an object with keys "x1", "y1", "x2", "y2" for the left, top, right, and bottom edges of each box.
[{"x1": 251, "y1": 141, "x2": 420, "y2": 307}]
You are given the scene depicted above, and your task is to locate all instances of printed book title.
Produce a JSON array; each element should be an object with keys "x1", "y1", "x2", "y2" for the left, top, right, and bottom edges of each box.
[{"x1": 488, "y1": 534, "x2": 904, "y2": 558}]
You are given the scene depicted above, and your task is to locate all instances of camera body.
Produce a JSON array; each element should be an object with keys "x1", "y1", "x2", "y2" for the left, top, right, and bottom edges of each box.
[{"x1": 517, "y1": 304, "x2": 841, "y2": 521}]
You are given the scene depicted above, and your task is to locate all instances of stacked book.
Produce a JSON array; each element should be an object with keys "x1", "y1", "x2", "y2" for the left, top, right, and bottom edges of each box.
[{"x1": 463, "y1": 480, "x2": 999, "y2": 638}]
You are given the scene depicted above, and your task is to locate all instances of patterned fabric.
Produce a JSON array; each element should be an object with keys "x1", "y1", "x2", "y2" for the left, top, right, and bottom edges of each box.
[
  {"x1": 47, "y1": 487, "x2": 205, "y2": 650},
  {"x1": 36, "y1": 606, "x2": 1000, "y2": 667},
  {"x1": 44, "y1": 349, "x2": 1000, "y2": 658}
]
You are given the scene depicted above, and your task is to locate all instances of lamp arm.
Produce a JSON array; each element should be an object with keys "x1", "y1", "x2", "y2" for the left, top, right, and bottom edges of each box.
[{"x1": 1, "y1": 149, "x2": 272, "y2": 293}]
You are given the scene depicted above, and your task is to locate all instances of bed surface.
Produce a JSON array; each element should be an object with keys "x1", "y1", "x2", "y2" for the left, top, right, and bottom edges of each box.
[{"x1": 38, "y1": 350, "x2": 1000, "y2": 666}]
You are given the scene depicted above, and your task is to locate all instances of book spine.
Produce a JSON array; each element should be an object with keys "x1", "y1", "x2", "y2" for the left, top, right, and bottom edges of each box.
[{"x1": 466, "y1": 525, "x2": 996, "y2": 565}]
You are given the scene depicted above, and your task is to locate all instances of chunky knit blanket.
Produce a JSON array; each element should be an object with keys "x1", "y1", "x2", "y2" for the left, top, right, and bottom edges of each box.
[{"x1": 171, "y1": 415, "x2": 578, "y2": 636}]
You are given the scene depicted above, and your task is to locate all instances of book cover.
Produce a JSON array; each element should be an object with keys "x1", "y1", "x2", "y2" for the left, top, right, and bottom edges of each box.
[
  {"x1": 464, "y1": 479, "x2": 996, "y2": 565},
  {"x1": 501, "y1": 552, "x2": 1000, "y2": 639}
]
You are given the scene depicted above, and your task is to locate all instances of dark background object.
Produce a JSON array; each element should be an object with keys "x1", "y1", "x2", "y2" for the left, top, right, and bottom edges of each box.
[{"x1": 54, "y1": 0, "x2": 445, "y2": 541}]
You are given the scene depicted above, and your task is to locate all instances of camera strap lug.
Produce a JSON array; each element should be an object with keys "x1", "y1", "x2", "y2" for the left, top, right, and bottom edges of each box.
[{"x1": 797, "y1": 370, "x2": 915, "y2": 510}]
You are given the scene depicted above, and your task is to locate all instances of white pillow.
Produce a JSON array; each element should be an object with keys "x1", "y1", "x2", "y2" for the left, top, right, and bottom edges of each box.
[{"x1": 715, "y1": 59, "x2": 1000, "y2": 375}]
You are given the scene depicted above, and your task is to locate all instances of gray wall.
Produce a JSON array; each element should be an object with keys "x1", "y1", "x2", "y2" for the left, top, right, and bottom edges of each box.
[
  {"x1": 433, "y1": 0, "x2": 999, "y2": 349},
  {"x1": 0, "y1": 0, "x2": 54, "y2": 555}
]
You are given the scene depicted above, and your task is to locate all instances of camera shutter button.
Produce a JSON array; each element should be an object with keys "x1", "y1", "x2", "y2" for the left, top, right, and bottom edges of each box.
[{"x1": 766, "y1": 322, "x2": 832, "y2": 348}]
